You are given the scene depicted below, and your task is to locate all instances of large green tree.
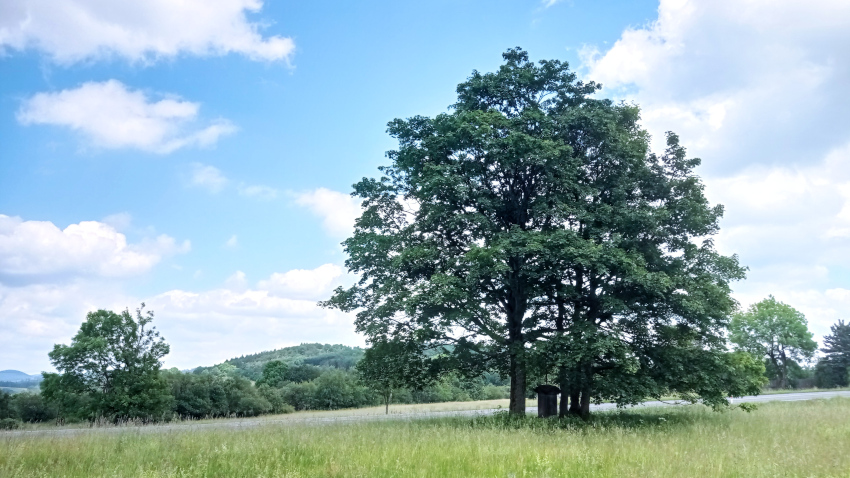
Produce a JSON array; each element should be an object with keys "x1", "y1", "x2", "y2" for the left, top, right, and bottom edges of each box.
[
  {"x1": 41, "y1": 304, "x2": 173, "y2": 421},
  {"x1": 730, "y1": 296, "x2": 817, "y2": 389},
  {"x1": 324, "y1": 48, "x2": 750, "y2": 416}
]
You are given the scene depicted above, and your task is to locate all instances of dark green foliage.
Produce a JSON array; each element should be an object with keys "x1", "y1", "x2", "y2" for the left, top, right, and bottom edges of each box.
[
  {"x1": 0, "y1": 390, "x2": 57, "y2": 423},
  {"x1": 817, "y1": 319, "x2": 850, "y2": 388},
  {"x1": 11, "y1": 392, "x2": 57, "y2": 422},
  {"x1": 279, "y1": 381, "x2": 319, "y2": 411},
  {"x1": 256, "y1": 360, "x2": 288, "y2": 388},
  {"x1": 42, "y1": 304, "x2": 173, "y2": 421},
  {"x1": 207, "y1": 344, "x2": 365, "y2": 380},
  {"x1": 163, "y1": 367, "x2": 272, "y2": 418},
  {"x1": 324, "y1": 48, "x2": 751, "y2": 416},
  {"x1": 311, "y1": 369, "x2": 376, "y2": 410},
  {"x1": 256, "y1": 385, "x2": 295, "y2": 414},
  {"x1": 0, "y1": 391, "x2": 11, "y2": 419},
  {"x1": 285, "y1": 363, "x2": 323, "y2": 383},
  {"x1": 0, "y1": 418, "x2": 21, "y2": 430}
]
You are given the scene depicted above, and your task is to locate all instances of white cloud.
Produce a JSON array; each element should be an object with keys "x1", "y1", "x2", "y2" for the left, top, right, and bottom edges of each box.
[
  {"x1": 257, "y1": 263, "x2": 343, "y2": 301},
  {"x1": 190, "y1": 163, "x2": 229, "y2": 193},
  {"x1": 18, "y1": 80, "x2": 236, "y2": 154},
  {"x1": 0, "y1": 261, "x2": 359, "y2": 373},
  {"x1": 295, "y1": 188, "x2": 362, "y2": 237},
  {"x1": 225, "y1": 235, "x2": 239, "y2": 249},
  {"x1": 0, "y1": 0, "x2": 295, "y2": 64},
  {"x1": 238, "y1": 183, "x2": 279, "y2": 200},
  {"x1": 582, "y1": 0, "x2": 850, "y2": 173},
  {"x1": 0, "y1": 214, "x2": 189, "y2": 282},
  {"x1": 582, "y1": 0, "x2": 850, "y2": 344}
]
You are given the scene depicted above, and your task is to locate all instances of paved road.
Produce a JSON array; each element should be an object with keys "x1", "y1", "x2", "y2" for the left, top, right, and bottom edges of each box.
[{"x1": 4, "y1": 390, "x2": 849, "y2": 439}]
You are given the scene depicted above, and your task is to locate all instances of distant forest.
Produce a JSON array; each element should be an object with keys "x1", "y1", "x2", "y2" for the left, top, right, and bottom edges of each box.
[{"x1": 196, "y1": 343, "x2": 366, "y2": 380}]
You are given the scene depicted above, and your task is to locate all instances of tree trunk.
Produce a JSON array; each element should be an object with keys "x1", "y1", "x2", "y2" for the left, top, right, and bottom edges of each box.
[
  {"x1": 780, "y1": 349, "x2": 789, "y2": 389},
  {"x1": 558, "y1": 366, "x2": 569, "y2": 418},
  {"x1": 385, "y1": 391, "x2": 391, "y2": 415},
  {"x1": 568, "y1": 365, "x2": 582, "y2": 416},
  {"x1": 579, "y1": 386, "x2": 591, "y2": 420},
  {"x1": 509, "y1": 344, "x2": 526, "y2": 415}
]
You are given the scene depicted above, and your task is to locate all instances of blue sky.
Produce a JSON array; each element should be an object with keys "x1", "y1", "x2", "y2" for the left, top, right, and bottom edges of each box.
[{"x1": 3, "y1": 0, "x2": 850, "y2": 373}]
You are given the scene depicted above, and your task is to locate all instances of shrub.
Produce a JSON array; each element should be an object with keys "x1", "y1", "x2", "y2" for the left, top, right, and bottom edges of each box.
[
  {"x1": 12, "y1": 392, "x2": 57, "y2": 422},
  {"x1": 482, "y1": 385, "x2": 510, "y2": 400},
  {"x1": 0, "y1": 417, "x2": 21, "y2": 430}
]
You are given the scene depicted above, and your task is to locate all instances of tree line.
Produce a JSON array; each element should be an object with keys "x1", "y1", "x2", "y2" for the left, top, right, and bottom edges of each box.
[
  {"x1": 1, "y1": 295, "x2": 848, "y2": 429},
  {"x1": 0, "y1": 305, "x2": 510, "y2": 428}
]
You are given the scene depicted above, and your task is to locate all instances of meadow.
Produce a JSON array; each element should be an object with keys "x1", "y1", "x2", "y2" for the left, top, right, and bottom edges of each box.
[{"x1": 2, "y1": 398, "x2": 850, "y2": 477}]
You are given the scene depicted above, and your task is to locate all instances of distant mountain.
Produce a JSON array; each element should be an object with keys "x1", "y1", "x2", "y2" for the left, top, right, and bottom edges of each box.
[
  {"x1": 0, "y1": 370, "x2": 42, "y2": 382},
  {"x1": 196, "y1": 343, "x2": 365, "y2": 381}
]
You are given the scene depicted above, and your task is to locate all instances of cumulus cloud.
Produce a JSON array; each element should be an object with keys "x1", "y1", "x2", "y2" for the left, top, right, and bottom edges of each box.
[
  {"x1": 582, "y1": 0, "x2": 850, "y2": 343},
  {"x1": 0, "y1": 215, "x2": 189, "y2": 283},
  {"x1": 18, "y1": 80, "x2": 236, "y2": 154},
  {"x1": 0, "y1": 262, "x2": 359, "y2": 373},
  {"x1": 190, "y1": 163, "x2": 229, "y2": 193},
  {"x1": 257, "y1": 263, "x2": 343, "y2": 301},
  {"x1": 581, "y1": 0, "x2": 850, "y2": 173},
  {"x1": 0, "y1": 0, "x2": 295, "y2": 64},
  {"x1": 295, "y1": 188, "x2": 362, "y2": 237},
  {"x1": 0, "y1": 281, "x2": 136, "y2": 372}
]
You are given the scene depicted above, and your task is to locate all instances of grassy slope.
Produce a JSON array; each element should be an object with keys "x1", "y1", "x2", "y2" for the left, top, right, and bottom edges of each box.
[{"x1": 3, "y1": 398, "x2": 850, "y2": 477}]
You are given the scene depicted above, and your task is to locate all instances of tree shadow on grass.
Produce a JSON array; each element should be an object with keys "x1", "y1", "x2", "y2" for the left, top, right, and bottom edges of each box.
[{"x1": 431, "y1": 405, "x2": 735, "y2": 433}]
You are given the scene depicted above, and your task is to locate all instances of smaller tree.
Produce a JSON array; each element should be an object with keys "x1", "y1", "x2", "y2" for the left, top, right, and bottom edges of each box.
[
  {"x1": 356, "y1": 339, "x2": 434, "y2": 414},
  {"x1": 256, "y1": 360, "x2": 289, "y2": 388},
  {"x1": 818, "y1": 319, "x2": 850, "y2": 387},
  {"x1": 42, "y1": 304, "x2": 172, "y2": 421},
  {"x1": 730, "y1": 296, "x2": 817, "y2": 388}
]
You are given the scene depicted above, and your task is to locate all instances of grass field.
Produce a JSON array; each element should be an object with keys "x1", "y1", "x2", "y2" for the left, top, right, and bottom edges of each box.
[{"x1": 3, "y1": 398, "x2": 850, "y2": 477}]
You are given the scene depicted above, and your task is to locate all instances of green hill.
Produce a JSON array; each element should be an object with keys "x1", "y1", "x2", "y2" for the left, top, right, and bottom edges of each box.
[{"x1": 198, "y1": 343, "x2": 365, "y2": 381}]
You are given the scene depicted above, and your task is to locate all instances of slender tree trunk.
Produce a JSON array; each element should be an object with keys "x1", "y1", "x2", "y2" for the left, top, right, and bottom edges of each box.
[
  {"x1": 780, "y1": 348, "x2": 789, "y2": 389},
  {"x1": 385, "y1": 391, "x2": 391, "y2": 415},
  {"x1": 568, "y1": 365, "x2": 582, "y2": 416},
  {"x1": 579, "y1": 362, "x2": 592, "y2": 420}
]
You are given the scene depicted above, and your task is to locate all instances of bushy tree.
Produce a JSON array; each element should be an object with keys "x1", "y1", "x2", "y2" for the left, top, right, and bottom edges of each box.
[
  {"x1": 256, "y1": 360, "x2": 288, "y2": 388},
  {"x1": 286, "y1": 364, "x2": 323, "y2": 383},
  {"x1": 357, "y1": 339, "x2": 435, "y2": 413},
  {"x1": 11, "y1": 392, "x2": 57, "y2": 423},
  {"x1": 164, "y1": 366, "x2": 273, "y2": 418},
  {"x1": 324, "y1": 48, "x2": 750, "y2": 416},
  {"x1": 41, "y1": 304, "x2": 173, "y2": 421},
  {"x1": 730, "y1": 296, "x2": 817, "y2": 388}
]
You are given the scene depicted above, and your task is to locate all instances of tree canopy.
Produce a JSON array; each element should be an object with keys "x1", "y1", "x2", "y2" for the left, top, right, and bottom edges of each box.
[
  {"x1": 323, "y1": 48, "x2": 754, "y2": 416},
  {"x1": 41, "y1": 304, "x2": 172, "y2": 421},
  {"x1": 730, "y1": 296, "x2": 817, "y2": 389},
  {"x1": 356, "y1": 338, "x2": 435, "y2": 414}
]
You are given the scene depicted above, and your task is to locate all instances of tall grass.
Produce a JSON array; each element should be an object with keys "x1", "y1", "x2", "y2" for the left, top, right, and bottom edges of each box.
[{"x1": 3, "y1": 398, "x2": 850, "y2": 477}]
